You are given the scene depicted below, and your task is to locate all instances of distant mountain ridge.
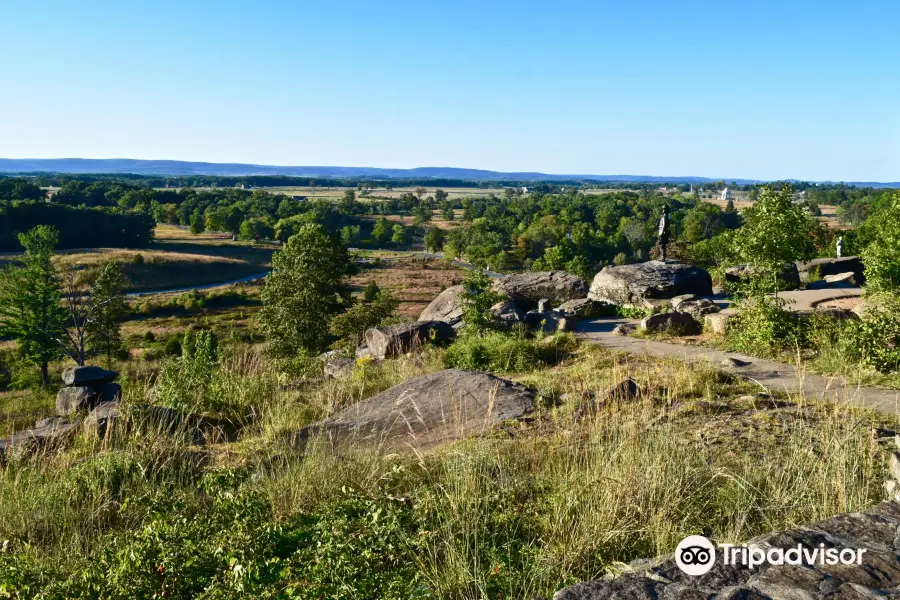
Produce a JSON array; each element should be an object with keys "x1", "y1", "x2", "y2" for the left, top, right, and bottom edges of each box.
[{"x1": 0, "y1": 158, "x2": 897, "y2": 187}]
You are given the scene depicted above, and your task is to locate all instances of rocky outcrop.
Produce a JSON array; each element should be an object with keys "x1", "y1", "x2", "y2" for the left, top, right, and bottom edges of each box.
[
  {"x1": 588, "y1": 261, "x2": 713, "y2": 307},
  {"x1": 796, "y1": 256, "x2": 866, "y2": 285},
  {"x1": 0, "y1": 417, "x2": 80, "y2": 459},
  {"x1": 725, "y1": 263, "x2": 801, "y2": 290},
  {"x1": 417, "y1": 285, "x2": 465, "y2": 327},
  {"x1": 364, "y1": 321, "x2": 455, "y2": 359},
  {"x1": 554, "y1": 500, "x2": 900, "y2": 600},
  {"x1": 290, "y1": 369, "x2": 535, "y2": 452},
  {"x1": 56, "y1": 366, "x2": 120, "y2": 416},
  {"x1": 492, "y1": 271, "x2": 588, "y2": 310},
  {"x1": 640, "y1": 311, "x2": 702, "y2": 335}
]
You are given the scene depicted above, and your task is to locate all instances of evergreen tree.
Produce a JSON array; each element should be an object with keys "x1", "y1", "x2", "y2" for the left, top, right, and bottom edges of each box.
[
  {"x1": 0, "y1": 226, "x2": 67, "y2": 385},
  {"x1": 259, "y1": 223, "x2": 353, "y2": 357}
]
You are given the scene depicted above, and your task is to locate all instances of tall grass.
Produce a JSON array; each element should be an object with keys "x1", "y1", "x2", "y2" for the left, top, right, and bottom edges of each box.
[{"x1": 0, "y1": 343, "x2": 888, "y2": 598}]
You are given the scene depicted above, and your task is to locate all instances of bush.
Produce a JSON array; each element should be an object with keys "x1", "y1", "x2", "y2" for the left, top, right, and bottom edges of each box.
[
  {"x1": 857, "y1": 295, "x2": 900, "y2": 373},
  {"x1": 443, "y1": 330, "x2": 572, "y2": 373},
  {"x1": 726, "y1": 295, "x2": 800, "y2": 357}
]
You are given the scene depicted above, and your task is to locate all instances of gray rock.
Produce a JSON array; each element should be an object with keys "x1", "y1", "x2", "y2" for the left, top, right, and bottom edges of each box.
[
  {"x1": 588, "y1": 261, "x2": 713, "y2": 307},
  {"x1": 705, "y1": 313, "x2": 731, "y2": 335},
  {"x1": 796, "y1": 256, "x2": 865, "y2": 285},
  {"x1": 0, "y1": 418, "x2": 80, "y2": 459},
  {"x1": 549, "y1": 310, "x2": 579, "y2": 332},
  {"x1": 491, "y1": 300, "x2": 525, "y2": 328},
  {"x1": 84, "y1": 401, "x2": 120, "y2": 436},
  {"x1": 553, "y1": 500, "x2": 900, "y2": 600},
  {"x1": 355, "y1": 345, "x2": 372, "y2": 359},
  {"x1": 669, "y1": 294, "x2": 697, "y2": 309},
  {"x1": 674, "y1": 298, "x2": 721, "y2": 319},
  {"x1": 290, "y1": 369, "x2": 535, "y2": 452},
  {"x1": 556, "y1": 298, "x2": 611, "y2": 318},
  {"x1": 725, "y1": 262, "x2": 801, "y2": 290},
  {"x1": 613, "y1": 323, "x2": 637, "y2": 336},
  {"x1": 640, "y1": 312, "x2": 702, "y2": 335},
  {"x1": 324, "y1": 357, "x2": 355, "y2": 379},
  {"x1": 364, "y1": 320, "x2": 455, "y2": 359},
  {"x1": 61, "y1": 365, "x2": 118, "y2": 387},
  {"x1": 418, "y1": 285, "x2": 465, "y2": 327},
  {"x1": 493, "y1": 271, "x2": 588, "y2": 310},
  {"x1": 823, "y1": 271, "x2": 864, "y2": 286},
  {"x1": 55, "y1": 385, "x2": 101, "y2": 416}
]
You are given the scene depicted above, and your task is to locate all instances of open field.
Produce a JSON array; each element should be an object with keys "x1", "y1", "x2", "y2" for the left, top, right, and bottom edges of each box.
[{"x1": 0, "y1": 224, "x2": 275, "y2": 292}]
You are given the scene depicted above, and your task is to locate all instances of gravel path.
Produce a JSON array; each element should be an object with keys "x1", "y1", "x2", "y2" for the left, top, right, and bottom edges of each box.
[{"x1": 576, "y1": 315, "x2": 900, "y2": 415}]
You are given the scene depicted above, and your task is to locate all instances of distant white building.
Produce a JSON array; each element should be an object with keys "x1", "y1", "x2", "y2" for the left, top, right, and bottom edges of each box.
[
  {"x1": 721, "y1": 187, "x2": 733, "y2": 200},
  {"x1": 521, "y1": 187, "x2": 528, "y2": 193}
]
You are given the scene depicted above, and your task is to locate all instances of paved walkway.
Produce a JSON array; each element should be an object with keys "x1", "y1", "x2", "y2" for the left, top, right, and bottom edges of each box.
[{"x1": 576, "y1": 316, "x2": 900, "y2": 415}]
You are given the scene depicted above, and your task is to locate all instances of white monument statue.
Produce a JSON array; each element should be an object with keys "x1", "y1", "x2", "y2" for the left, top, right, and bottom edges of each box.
[{"x1": 721, "y1": 187, "x2": 733, "y2": 201}]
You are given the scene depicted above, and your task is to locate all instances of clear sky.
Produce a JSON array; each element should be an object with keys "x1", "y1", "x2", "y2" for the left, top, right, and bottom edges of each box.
[{"x1": 1, "y1": 0, "x2": 898, "y2": 181}]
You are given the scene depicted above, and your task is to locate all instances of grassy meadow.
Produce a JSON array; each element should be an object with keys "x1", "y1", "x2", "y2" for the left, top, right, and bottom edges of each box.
[{"x1": 0, "y1": 336, "x2": 891, "y2": 598}]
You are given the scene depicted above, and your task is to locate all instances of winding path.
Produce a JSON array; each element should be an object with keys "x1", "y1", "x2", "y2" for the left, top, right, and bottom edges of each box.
[{"x1": 576, "y1": 314, "x2": 900, "y2": 415}]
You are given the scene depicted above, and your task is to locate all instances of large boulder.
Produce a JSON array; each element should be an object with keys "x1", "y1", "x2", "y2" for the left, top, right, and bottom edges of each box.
[
  {"x1": 290, "y1": 369, "x2": 535, "y2": 452},
  {"x1": 492, "y1": 271, "x2": 588, "y2": 310},
  {"x1": 796, "y1": 256, "x2": 865, "y2": 285},
  {"x1": 724, "y1": 262, "x2": 801, "y2": 290},
  {"x1": 364, "y1": 321, "x2": 455, "y2": 359},
  {"x1": 418, "y1": 285, "x2": 465, "y2": 327},
  {"x1": 588, "y1": 261, "x2": 713, "y2": 307},
  {"x1": 61, "y1": 366, "x2": 118, "y2": 386},
  {"x1": 640, "y1": 312, "x2": 702, "y2": 335}
]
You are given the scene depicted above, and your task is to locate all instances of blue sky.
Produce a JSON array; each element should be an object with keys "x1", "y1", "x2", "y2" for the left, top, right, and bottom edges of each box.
[{"x1": 1, "y1": 0, "x2": 898, "y2": 181}]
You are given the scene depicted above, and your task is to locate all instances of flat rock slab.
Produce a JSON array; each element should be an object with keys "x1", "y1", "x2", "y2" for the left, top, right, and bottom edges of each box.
[
  {"x1": 290, "y1": 368, "x2": 536, "y2": 452},
  {"x1": 492, "y1": 271, "x2": 588, "y2": 310},
  {"x1": 554, "y1": 500, "x2": 900, "y2": 600},
  {"x1": 588, "y1": 261, "x2": 713, "y2": 307},
  {"x1": 61, "y1": 366, "x2": 118, "y2": 386}
]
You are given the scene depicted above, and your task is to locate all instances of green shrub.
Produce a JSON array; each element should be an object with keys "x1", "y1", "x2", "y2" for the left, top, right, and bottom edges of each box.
[
  {"x1": 726, "y1": 295, "x2": 800, "y2": 357},
  {"x1": 443, "y1": 330, "x2": 573, "y2": 373},
  {"x1": 857, "y1": 295, "x2": 900, "y2": 373}
]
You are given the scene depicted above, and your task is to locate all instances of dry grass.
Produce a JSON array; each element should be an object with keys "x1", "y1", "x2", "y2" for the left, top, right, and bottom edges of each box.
[{"x1": 350, "y1": 258, "x2": 465, "y2": 319}]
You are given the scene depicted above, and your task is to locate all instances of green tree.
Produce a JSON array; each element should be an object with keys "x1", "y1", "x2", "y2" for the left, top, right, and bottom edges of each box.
[
  {"x1": 459, "y1": 268, "x2": 504, "y2": 335},
  {"x1": 239, "y1": 217, "x2": 274, "y2": 241},
  {"x1": 861, "y1": 191, "x2": 900, "y2": 290},
  {"x1": 390, "y1": 224, "x2": 409, "y2": 247},
  {"x1": 189, "y1": 209, "x2": 205, "y2": 235},
  {"x1": 372, "y1": 217, "x2": 392, "y2": 244},
  {"x1": 0, "y1": 226, "x2": 67, "y2": 385},
  {"x1": 732, "y1": 185, "x2": 815, "y2": 292},
  {"x1": 259, "y1": 224, "x2": 353, "y2": 357},
  {"x1": 423, "y1": 227, "x2": 446, "y2": 253},
  {"x1": 682, "y1": 202, "x2": 724, "y2": 243},
  {"x1": 87, "y1": 261, "x2": 127, "y2": 366}
]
